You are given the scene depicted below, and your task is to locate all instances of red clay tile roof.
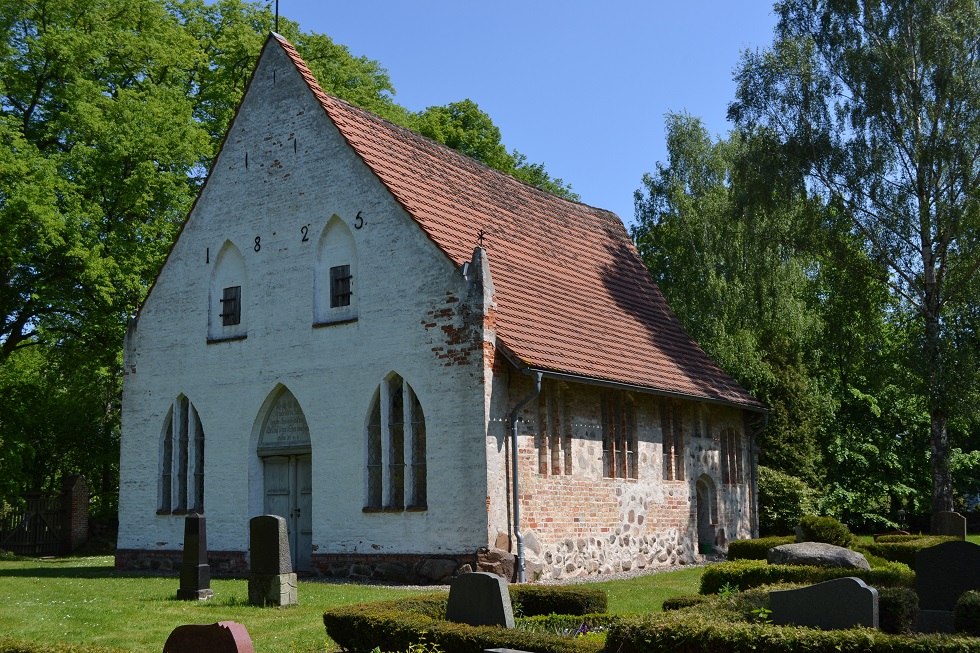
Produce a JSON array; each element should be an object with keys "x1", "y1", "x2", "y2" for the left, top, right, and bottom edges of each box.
[{"x1": 271, "y1": 34, "x2": 762, "y2": 410}]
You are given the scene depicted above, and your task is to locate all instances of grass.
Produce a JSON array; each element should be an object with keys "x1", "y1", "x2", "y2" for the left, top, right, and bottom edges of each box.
[{"x1": 0, "y1": 555, "x2": 703, "y2": 652}]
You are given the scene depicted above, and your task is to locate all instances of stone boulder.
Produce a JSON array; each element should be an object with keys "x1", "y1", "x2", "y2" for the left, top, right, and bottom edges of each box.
[{"x1": 767, "y1": 542, "x2": 870, "y2": 570}]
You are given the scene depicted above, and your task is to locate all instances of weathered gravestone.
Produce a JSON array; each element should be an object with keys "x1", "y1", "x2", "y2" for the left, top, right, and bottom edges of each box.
[
  {"x1": 931, "y1": 511, "x2": 967, "y2": 539},
  {"x1": 248, "y1": 515, "x2": 297, "y2": 607},
  {"x1": 770, "y1": 577, "x2": 878, "y2": 630},
  {"x1": 915, "y1": 540, "x2": 980, "y2": 632},
  {"x1": 163, "y1": 621, "x2": 254, "y2": 653},
  {"x1": 176, "y1": 513, "x2": 213, "y2": 600},
  {"x1": 445, "y1": 572, "x2": 514, "y2": 628}
]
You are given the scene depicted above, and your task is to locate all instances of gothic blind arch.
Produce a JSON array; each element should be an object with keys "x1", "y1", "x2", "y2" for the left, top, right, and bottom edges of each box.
[
  {"x1": 365, "y1": 373, "x2": 426, "y2": 511},
  {"x1": 158, "y1": 395, "x2": 205, "y2": 514},
  {"x1": 208, "y1": 240, "x2": 247, "y2": 341},
  {"x1": 719, "y1": 426, "x2": 743, "y2": 484},
  {"x1": 314, "y1": 214, "x2": 357, "y2": 324}
]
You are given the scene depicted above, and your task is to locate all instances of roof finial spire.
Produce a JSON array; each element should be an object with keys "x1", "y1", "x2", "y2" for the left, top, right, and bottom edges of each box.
[{"x1": 478, "y1": 229, "x2": 486, "y2": 248}]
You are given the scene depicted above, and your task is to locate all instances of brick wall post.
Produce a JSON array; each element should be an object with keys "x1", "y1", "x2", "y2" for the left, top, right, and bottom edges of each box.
[{"x1": 61, "y1": 475, "x2": 89, "y2": 554}]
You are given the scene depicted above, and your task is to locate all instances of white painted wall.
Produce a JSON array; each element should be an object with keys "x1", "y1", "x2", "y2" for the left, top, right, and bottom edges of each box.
[{"x1": 119, "y1": 42, "x2": 491, "y2": 559}]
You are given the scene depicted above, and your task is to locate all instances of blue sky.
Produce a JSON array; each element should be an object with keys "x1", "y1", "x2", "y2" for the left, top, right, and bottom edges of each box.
[{"x1": 278, "y1": 1, "x2": 779, "y2": 227}]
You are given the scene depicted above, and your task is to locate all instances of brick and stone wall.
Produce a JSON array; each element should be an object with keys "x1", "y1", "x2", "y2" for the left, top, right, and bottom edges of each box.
[{"x1": 486, "y1": 373, "x2": 755, "y2": 581}]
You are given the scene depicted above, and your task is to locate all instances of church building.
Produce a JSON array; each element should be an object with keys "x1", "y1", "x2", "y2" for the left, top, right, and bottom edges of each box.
[{"x1": 116, "y1": 33, "x2": 765, "y2": 582}]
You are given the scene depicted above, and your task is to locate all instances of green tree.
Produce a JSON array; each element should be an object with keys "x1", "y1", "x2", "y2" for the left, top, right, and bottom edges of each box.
[
  {"x1": 414, "y1": 99, "x2": 577, "y2": 199},
  {"x1": 633, "y1": 113, "x2": 831, "y2": 483},
  {"x1": 729, "y1": 0, "x2": 980, "y2": 515}
]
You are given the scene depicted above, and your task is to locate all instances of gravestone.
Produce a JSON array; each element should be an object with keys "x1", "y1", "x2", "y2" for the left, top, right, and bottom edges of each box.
[
  {"x1": 248, "y1": 514, "x2": 297, "y2": 607},
  {"x1": 915, "y1": 540, "x2": 980, "y2": 632},
  {"x1": 176, "y1": 513, "x2": 213, "y2": 600},
  {"x1": 770, "y1": 577, "x2": 878, "y2": 630},
  {"x1": 163, "y1": 621, "x2": 254, "y2": 653},
  {"x1": 931, "y1": 511, "x2": 967, "y2": 539},
  {"x1": 445, "y1": 572, "x2": 514, "y2": 628}
]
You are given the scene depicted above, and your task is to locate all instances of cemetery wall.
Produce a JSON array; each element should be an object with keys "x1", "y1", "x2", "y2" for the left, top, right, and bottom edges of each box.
[{"x1": 118, "y1": 42, "x2": 493, "y2": 571}]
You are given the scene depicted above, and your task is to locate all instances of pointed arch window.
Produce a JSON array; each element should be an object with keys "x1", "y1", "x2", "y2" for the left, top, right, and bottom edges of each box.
[
  {"x1": 720, "y1": 427, "x2": 743, "y2": 484},
  {"x1": 314, "y1": 215, "x2": 358, "y2": 325},
  {"x1": 159, "y1": 395, "x2": 204, "y2": 514},
  {"x1": 366, "y1": 374, "x2": 426, "y2": 511},
  {"x1": 602, "y1": 392, "x2": 637, "y2": 479},
  {"x1": 209, "y1": 241, "x2": 247, "y2": 342}
]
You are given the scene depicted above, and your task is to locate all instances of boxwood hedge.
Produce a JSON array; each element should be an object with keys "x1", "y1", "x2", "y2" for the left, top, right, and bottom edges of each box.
[
  {"x1": 726, "y1": 536, "x2": 795, "y2": 561},
  {"x1": 699, "y1": 559, "x2": 914, "y2": 594},
  {"x1": 858, "y1": 536, "x2": 959, "y2": 570},
  {"x1": 322, "y1": 590, "x2": 610, "y2": 653},
  {"x1": 605, "y1": 598, "x2": 977, "y2": 653}
]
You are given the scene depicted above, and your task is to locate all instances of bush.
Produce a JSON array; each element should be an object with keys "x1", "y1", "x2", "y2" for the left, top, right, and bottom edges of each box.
[
  {"x1": 858, "y1": 535, "x2": 959, "y2": 570},
  {"x1": 510, "y1": 585, "x2": 607, "y2": 616},
  {"x1": 323, "y1": 593, "x2": 605, "y2": 653},
  {"x1": 699, "y1": 559, "x2": 914, "y2": 595},
  {"x1": 954, "y1": 590, "x2": 980, "y2": 636},
  {"x1": 605, "y1": 605, "x2": 977, "y2": 653},
  {"x1": 758, "y1": 466, "x2": 819, "y2": 535},
  {"x1": 727, "y1": 536, "x2": 795, "y2": 561},
  {"x1": 796, "y1": 515, "x2": 853, "y2": 547},
  {"x1": 877, "y1": 587, "x2": 918, "y2": 634}
]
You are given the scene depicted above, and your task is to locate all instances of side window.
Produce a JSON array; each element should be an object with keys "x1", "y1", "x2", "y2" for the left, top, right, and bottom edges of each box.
[
  {"x1": 601, "y1": 392, "x2": 637, "y2": 479},
  {"x1": 220, "y1": 285, "x2": 241, "y2": 326},
  {"x1": 661, "y1": 399, "x2": 685, "y2": 481},
  {"x1": 209, "y1": 241, "x2": 246, "y2": 341},
  {"x1": 365, "y1": 373, "x2": 426, "y2": 511},
  {"x1": 159, "y1": 395, "x2": 205, "y2": 514},
  {"x1": 720, "y1": 427, "x2": 743, "y2": 484},
  {"x1": 537, "y1": 381, "x2": 572, "y2": 475},
  {"x1": 315, "y1": 215, "x2": 357, "y2": 324}
]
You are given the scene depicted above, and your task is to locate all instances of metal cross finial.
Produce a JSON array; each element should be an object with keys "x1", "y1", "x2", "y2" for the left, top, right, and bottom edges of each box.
[{"x1": 478, "y1": 229, "x2": 486, "y2": 247}]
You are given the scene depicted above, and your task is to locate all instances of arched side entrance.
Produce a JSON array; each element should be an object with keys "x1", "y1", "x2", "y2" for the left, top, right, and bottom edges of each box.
[
  {"x1": 256, "y1": 386, "x2": 312, "y2": 572},
  {"x1": 695, "y1": 474, "x2": 717, "y2": 555}
]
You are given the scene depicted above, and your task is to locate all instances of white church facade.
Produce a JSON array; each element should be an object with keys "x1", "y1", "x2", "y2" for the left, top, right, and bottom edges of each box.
[{"x1": 116, "y1": 34, "x2": 765, "y2": 582}]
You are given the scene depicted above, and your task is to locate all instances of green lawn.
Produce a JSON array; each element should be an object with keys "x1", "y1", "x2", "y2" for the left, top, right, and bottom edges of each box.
[{"x1": 0, "y1": 555, "x2": 702, "y2": 653}]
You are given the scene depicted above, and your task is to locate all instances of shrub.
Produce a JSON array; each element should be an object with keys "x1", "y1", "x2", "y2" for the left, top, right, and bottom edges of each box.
[
  {"x1": 796, "y1": 515, "x2": 853, "y2": 547},
  {"x1": 757, "y1": 466, "x2": 819, "y2": 535},
  {"x1": 323, "y1": 593, "x2": 604, "y2": 653},
  {"x1": 877, "y1": 586, "x2": 918, "y2": 634},
  {"x1": 858, "y1": 535, "x2": 959, "y2": 570},
  {"x1": 510, "y1": 585, "x2": 607, "y2": 616},
  {"x1": 954, "y1": 590, "x2": 980, "y2": 636},
  {"x1": 727, "y1": 536, "x2": 795, "y2": 561},
  {"x1": 605, "y1": 606, "x2": 977, "y2": 653},
  {"x1": 699, "y1": 559, "x2": 914, "y2": 595}
]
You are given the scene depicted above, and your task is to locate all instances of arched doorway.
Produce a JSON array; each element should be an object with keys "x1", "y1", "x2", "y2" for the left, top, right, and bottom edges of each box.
[
  {"x1": 256, "y1": 387, "x2": 312, "y2": 572},
  {"x1": 695, "y1": 474, "x2": 717, "y2": 555}
]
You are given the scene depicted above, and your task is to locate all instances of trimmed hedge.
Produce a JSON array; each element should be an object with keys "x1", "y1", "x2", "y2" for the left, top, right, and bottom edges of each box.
[
  {"x1": 858, "y1": 536, "x2": 959, "y2": 570},
  {"x1": 955, "y1": 590, "x2": 980, "y2": 636},
  {"x1": 323, "y1": 592, "x2": 607, "y2": 653},
  {"x1": 877, "y1": 587, "x2": 919, "y2": 635},
  {"x1": 699, "y1": 559, "x2": 914, "y2": 594},
  {"x1": 606, "y1": 605, "x2": 979, "y2": 653},
  {"x1": 727, "y1": 536, "x2": 796, "y2": 561},
  {"x1": 510, "y1": 584, "x2": 607, "y2": 616},
  {"x1": 797, "y1": 515, "x2": 853, "y2": 547}
]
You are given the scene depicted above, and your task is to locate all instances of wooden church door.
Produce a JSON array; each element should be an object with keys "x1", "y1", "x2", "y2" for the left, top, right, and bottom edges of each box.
[{"x1": 262, "y1": 454, "x2": 312, "y2": 572}]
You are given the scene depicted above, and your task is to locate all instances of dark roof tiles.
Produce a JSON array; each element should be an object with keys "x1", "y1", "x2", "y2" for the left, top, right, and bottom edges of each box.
[{"x1": 271, "y1": 34, "x2": 761, "y2": 410}]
